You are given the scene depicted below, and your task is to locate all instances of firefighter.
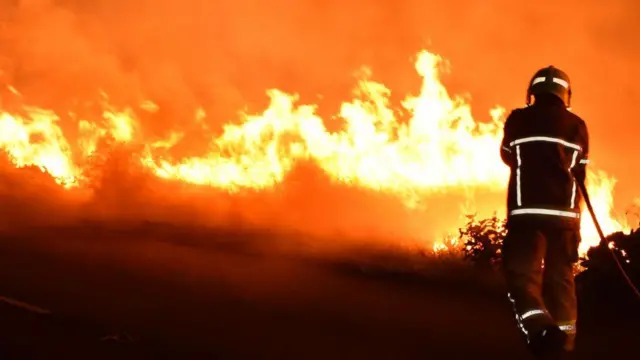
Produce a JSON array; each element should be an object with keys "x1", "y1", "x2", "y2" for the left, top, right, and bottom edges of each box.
[{"x1": 499, "y1": 66, "x2": 589, "y2": 358}]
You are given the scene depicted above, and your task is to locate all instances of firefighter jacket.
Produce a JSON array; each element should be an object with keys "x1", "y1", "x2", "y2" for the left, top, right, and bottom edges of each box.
[{"x1": 500, "y1": 96, "x2": 589, "y2": 230}]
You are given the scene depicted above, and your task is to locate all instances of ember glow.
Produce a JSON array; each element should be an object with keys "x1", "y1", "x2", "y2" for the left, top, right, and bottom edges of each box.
[{"x1": 0, "y1": 48, "x2": 629, "y2": 256}]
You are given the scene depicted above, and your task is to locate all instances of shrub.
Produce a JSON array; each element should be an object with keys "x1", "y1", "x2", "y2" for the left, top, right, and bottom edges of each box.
[
  {"x1": 457, "y1": 214, "x2": 506, "y2": 269},
  {"x1": 459, "y1": 215, "x2": 639, "y2": 268}
]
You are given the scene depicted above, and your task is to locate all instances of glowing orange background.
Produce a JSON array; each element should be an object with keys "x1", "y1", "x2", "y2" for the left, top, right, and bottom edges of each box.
[{"x1": 0, "y1": 1, "x2": 637, "y2": 252}]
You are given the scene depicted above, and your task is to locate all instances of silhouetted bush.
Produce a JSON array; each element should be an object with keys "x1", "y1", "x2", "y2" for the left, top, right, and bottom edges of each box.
[
  {"x1": 458, "y1": 214, "x2": 639, "y2": 269},
  {"x1": 576, "y1": 228, "x2": 640, "y2": 321},
  {"x1": 457, "y1": 214, "x2": 506, "y2": 269}
]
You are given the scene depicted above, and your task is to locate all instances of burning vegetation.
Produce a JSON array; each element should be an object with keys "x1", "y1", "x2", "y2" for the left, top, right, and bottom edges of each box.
[
  {"x1": 0, "y1": 48, "x2": 633, "y2": 252},
  {"x1": 0, "y1": 1, "x2": 637, "y2": 262}
]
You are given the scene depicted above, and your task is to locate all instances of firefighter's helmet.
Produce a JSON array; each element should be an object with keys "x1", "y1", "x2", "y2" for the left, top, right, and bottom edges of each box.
[{"x1": 526, "y1": 66, "x2": 571, "y2": 107}]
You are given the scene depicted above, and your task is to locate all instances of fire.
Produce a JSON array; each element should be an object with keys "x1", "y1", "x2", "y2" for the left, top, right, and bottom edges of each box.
[
  {"x1": 146, "y1": 52, "x2": 508, "y2": 202},
  {"x1": 578, "y1": 171, "x2": 628, "y2": 254},
  {"x1": 0, "y1": 49, "x2": 629, "y2": 257},
  {"x1": 0, "y1": 107, "x2": 77, "y2": 187}
]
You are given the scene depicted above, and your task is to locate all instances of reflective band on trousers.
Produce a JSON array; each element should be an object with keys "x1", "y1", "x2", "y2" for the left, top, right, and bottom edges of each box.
[
  {"x1": 507, "y1": 293, "x2": 550, "y2": 343},
  {"x1": 510, "y1": 208, "x2": 580, "y2": 218},
  {"x1": 509, "y1": 136, "x2": 582, "y2": 151},
  {"x1": 521, "y1": 309, "x2": 546, "y2": 320},
  {"x1": 558, "y1": 320, "x2": 577, "y2": 334},
  {"x1": 559, "y1": 324, "x2": 576, "y2": 333}
]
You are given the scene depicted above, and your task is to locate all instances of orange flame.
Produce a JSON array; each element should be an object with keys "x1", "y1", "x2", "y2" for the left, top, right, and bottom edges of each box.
[
  {"x1": 0, "y1": 49, "x2": 629, "y2": 256},
  {"x1": 578, "y1": 171, "x2": 629, "y2": 254}
]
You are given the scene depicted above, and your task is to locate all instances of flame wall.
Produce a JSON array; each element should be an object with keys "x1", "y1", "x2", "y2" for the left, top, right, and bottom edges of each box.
[{"x1": 0, "y1": 1, "x2": 638, "y2": 250}]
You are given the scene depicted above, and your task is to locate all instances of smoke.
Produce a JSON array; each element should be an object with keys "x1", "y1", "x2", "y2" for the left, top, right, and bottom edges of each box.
[{"x1": 0, "y1": 0, "x2": 638, "y2": 245}]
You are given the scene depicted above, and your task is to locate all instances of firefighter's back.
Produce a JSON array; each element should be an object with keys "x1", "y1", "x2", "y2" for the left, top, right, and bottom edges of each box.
[{"x1": 504, "y1": 94, "x2": 588, "y2": 229}]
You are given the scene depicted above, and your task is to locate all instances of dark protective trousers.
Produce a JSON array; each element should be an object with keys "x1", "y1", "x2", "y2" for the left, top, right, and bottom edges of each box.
[{"x1": 502, "y1": 225, "x2": 580, "y2": 352}]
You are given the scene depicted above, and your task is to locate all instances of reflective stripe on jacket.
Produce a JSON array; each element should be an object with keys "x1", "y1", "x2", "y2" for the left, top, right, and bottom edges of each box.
[{"x1": 500, "y1": 96, "x2": 589, "y2": 229}]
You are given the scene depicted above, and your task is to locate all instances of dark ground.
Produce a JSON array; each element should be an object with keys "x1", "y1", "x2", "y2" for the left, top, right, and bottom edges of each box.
[{"x1": 0, "y1": 223, "x2": 637, "y2": 359}]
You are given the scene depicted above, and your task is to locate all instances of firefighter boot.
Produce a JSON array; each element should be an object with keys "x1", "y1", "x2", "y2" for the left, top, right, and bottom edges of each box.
[{"x1": 530, "y1": 325, "x2": 568, "y2": 358}]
